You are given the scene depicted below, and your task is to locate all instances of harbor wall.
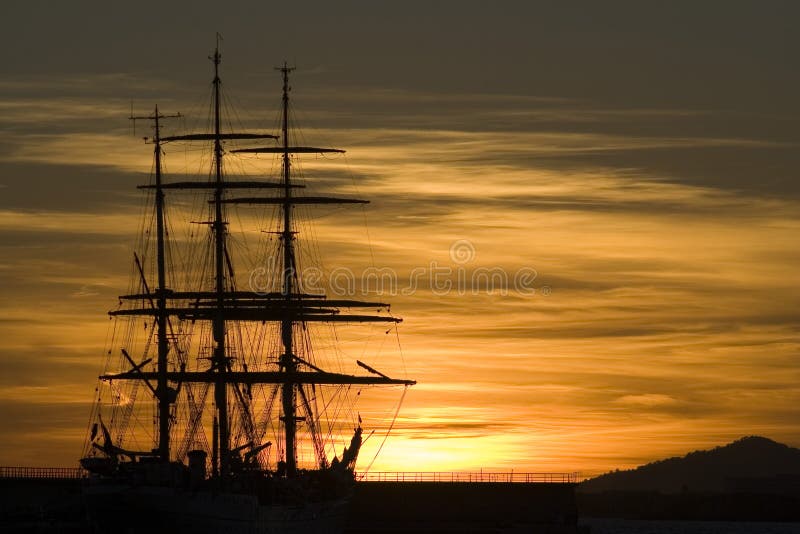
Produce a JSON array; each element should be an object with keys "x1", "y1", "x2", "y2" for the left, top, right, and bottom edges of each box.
[
  {"x1": 347, "y1": 481, "x2": 579, "y2": 533},
  {"x1": 0, "y1": 477, "x2": 84, "y2": 532},
  {"x1": 0, "y1": 476, "x2": 580, "y2": 533}
]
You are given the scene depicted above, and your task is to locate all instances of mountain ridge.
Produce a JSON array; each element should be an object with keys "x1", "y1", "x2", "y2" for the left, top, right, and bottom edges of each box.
[{"x1": 580, "y1": 436, "x2": 800, "y2": 494}]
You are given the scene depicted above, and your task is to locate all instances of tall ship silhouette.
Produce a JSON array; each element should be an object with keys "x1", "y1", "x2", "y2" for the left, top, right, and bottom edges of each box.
[{"x1": 80, "y1": 42, "x2": 415, "y2": 533}]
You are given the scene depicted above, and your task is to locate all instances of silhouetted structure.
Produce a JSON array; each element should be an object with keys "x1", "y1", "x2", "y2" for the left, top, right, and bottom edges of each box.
[
  {"x1": 0, "y1": 470, "x2": 584, "y2": 533},
  {"x1": 79, "y1": 41, "x2": 413, "y2": 533}
]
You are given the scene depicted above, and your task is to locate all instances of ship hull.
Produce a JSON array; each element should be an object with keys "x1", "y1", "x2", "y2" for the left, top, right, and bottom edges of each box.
[{"x1": 83, "y1": 483, "x2": 349, "y2": 534}]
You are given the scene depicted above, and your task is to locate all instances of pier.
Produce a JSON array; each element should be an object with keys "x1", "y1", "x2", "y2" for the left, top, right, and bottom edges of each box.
[{"x1": 1, "y1": 467, "x2": 581, "y2": 533}]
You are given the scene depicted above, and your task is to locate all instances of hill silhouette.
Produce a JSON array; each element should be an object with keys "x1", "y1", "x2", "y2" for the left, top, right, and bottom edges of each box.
[{"x1": 580, "y1": 436, "x2": 800, "y2": 494}]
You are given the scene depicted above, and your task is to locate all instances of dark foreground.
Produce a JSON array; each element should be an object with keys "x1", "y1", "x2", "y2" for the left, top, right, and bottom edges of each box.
[
  {"x1": 581, "y1": 517, "x2": 800, "y2": 534},
  {"x1": 0, "y1": 477, "x2": 581, "y2": 533},
  {"x1": 577, "y1": 490, "x2": 800, "y2": 522},
  {"x1": 349, "y1": 481, "x2": 579, "y2": 532}
]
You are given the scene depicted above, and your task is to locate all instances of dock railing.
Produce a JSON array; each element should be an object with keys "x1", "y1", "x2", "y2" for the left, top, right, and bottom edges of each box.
[
  {"x1": 1, "y1": 466, "x2": 579, "y2": 484},
  {"x1": 357, "y1": 471, "x2": 579, "y2": 483},
  {"x1": 0, "y1": 466, "x2": 86, "y2": 479}
]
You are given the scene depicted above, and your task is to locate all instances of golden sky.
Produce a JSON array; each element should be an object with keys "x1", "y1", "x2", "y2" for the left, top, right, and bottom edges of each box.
[{"x1": 1, "y1": 2, "x2": 799, "y2": 477}]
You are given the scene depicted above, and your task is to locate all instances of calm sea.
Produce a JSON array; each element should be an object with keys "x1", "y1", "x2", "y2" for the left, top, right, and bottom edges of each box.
[{"x1": 581, "y1": 518, "x2": 800, "y2": 534}]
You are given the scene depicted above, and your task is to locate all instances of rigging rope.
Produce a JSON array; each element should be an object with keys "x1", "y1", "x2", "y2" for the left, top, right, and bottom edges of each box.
[{"x1": 362, "y1": 385, "x2": 408, "y2": 475}]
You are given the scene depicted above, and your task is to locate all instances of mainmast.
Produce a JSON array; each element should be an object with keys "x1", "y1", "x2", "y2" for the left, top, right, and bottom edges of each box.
[
  {"x1": 278, "y1": 63, "x2": 298, "y2": 477},
  {"x1": 210, "y1": 41, "x2": 230, "y2": 480}
]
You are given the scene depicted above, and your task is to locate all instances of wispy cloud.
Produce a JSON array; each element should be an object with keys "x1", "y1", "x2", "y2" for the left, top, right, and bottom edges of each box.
[{"x1": 1, "y1": 69, "x2": 799, "y2": 475}]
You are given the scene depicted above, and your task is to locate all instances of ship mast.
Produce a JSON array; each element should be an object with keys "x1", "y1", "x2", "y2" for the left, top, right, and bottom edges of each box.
[
  {"x1": 278, "y1": 63, "x2": 298, "y2": 476},
  {"x1": 129, "y1": 106, "x2": 180, "y2": 463},
  {"x1": 210, "y1": 41, "x2": 231, "y2": 480},
  {"x1": 155, "y1": 107, "x2": 172, "y2": 464}
]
